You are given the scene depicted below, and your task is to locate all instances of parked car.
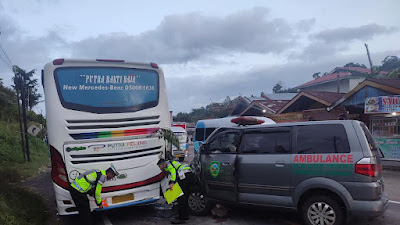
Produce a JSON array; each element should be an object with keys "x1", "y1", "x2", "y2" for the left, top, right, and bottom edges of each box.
[{"x1": 189, "y1": 120, "x2": 388, "y2": 225}]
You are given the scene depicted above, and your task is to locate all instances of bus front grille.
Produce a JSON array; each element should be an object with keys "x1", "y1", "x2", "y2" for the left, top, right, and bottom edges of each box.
[
  {"x1": 66, "y1": 115, "x2": 160, "y2": 124},
  {"x1": 69, "y1": 146, "x2": 162, "y2": 164},
  {"x1": 66, "y1": 115, "x2": 160, "y2": 131}
]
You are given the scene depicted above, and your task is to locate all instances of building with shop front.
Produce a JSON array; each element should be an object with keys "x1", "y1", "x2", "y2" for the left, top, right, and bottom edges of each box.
[
  {"x1": 328, "y1": 78, "x2": 400, "y2": 161},
  {"x1": 295, "y1": 67, "x2": 389, "y2": 93}
]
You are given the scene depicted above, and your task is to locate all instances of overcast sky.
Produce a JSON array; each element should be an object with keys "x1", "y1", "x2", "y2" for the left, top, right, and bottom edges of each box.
[{"x1": 0, "y1": 0, "x2": 399, "y2": 114}]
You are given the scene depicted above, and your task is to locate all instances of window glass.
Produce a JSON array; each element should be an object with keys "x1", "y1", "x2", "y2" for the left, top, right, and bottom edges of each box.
[
  {"x1": 208, "y1": 132, "x2": 240, "y2": 153},
  {"x1": 205, "y1": 128, "x2": 216, "y2": 140},
  {"x1": 55, "y1": 67, "x2": 159, "y2": 113},
  {"x1": 296, "y1": 125, "x2": 350, "y2": 154},
  {"x1": 195, "y1": 128, "x2": 204, "y2": 141},
  {"x1": 242, "y1": 131, "x2": 291, "y2": 154}
]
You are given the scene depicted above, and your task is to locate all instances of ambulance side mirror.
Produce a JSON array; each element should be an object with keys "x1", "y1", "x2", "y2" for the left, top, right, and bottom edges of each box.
[{"x1": 200, "y1": 144, "x2": 209, "y2": 154}]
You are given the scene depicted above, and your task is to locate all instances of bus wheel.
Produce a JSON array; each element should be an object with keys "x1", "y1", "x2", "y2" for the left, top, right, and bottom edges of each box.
[{"x1": 179, "y1": 157, "x2": 185, "y2": 162}]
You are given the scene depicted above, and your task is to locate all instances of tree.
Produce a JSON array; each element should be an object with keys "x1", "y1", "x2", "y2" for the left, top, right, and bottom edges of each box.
[
  {"x1": 272, "y1": 82, "x2": 283, "y2": 93},
  {"x1": 380, "y1": 56, "x2": 400, "y2": 72},
  {"x1": 12, "y1": 66, "x2": 42, "y2": 110},
  {"x1": 343, "y1": 62, "x2": 367, "y2": 68},
  {"x1": 312, "y1": 72, "x2": 321, "y2": 79},
  {"x1": 388, "y1": 69, "x2": 399, "y2": 79}
]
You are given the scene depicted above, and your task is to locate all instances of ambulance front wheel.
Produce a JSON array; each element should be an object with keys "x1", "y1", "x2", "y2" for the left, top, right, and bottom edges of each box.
[{"x1": 188, "y1": 191, "x2": 211, "y2": 216}]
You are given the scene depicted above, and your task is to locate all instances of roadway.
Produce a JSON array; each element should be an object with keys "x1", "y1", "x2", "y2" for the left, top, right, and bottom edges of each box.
[{"x1": 25, "y1": 144, "x2": 400, "y2": 225}]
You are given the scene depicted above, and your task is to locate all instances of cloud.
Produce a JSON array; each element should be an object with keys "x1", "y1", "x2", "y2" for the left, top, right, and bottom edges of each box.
[
  {"x1": 314, "y1": 23, "x2": 397, "y2": 43},
  {"x1": 295, "y1": 18, "x2": 316, "y2": 32},
  {"x1": 291, "y1": 24, "x2": 399, "y2": 61},
  {"x1": 71, "y1": 7, "x2": 299, "y2": 64},
  {"x1": 166, "y1": 49, "x2": 400, "y2": 113}
]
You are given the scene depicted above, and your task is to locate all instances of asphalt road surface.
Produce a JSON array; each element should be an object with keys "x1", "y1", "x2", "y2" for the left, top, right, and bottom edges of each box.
[{"x1": 25, "y1": 144, "x2": 400, "y2": 225}]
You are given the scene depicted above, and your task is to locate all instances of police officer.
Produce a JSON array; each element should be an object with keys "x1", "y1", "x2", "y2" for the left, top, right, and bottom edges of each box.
[
  {"x1": 69, "y1": 165, "x2": 119, "y2": 225},
  {"x1": 157, "y1": 159, "x2": 195, "y2": 224}
]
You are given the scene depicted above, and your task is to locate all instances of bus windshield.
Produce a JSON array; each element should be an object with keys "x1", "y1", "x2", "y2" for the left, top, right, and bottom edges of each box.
[{"x1": 54, "y1": 67, "x2": 159, "y2": 113}]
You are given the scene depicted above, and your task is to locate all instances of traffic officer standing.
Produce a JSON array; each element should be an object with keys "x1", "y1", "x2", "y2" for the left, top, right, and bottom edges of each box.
[
  {"x1": 158, "y1": 159, "x2": 195, "y2": 224},
  {"x1": 69, "y1": 165, "x2": 119, "y2": 225}
]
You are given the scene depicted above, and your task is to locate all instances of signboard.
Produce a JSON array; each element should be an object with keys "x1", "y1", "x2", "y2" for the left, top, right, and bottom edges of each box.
[
  {"x1": 365, "y1": 95, "x2": 400, "y2": 114},
  {"x1": 375, "y1": 138, "x2": 400, "y2": 159},
  {"x1": 28, "y1": 124, "x2": 42, "y2": 136}
]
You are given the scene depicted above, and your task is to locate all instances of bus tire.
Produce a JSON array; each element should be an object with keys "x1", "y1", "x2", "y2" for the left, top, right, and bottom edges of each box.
[{"x1": 179, "y1": 157, "x2": 185, "y2": 162}]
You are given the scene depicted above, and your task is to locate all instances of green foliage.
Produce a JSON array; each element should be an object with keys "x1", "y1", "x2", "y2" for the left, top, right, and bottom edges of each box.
[
  {"x1": 160, "y1": 128, "x2": 180, "y2": 150},
  {"x1": 0, "y1": 84, "x2": 16, "y2": 108},
  {"x1": 388, "y1": 69, "x2": 399, "y2": 79},
  {"x1": 312, "y1": 72, "x2": 321, "y2": 79},
  {"x1": 0, "y1": 121, "x2": 49, "y2": 225},
  {"x1": 0, "y1": 181, "x2": 48, "y2": 225},
  {"x1": 272, "y1": 82, "x2": 283, "y2": 93},
  {"x1": 272, "y1": 81, "x2": 298, "y2": 93},
  {"x1": 380, "y1": 56, "x2": 400, "y2": 72},
  {"x1": 343, "y1": 62, "x2": 367, "y2": 68},
  {"x1": 0, "y1": 121, "x2": 49, "y2": 178},
  {"x1": 12, "y1": 65, "x2": 42, "y2": 110}
]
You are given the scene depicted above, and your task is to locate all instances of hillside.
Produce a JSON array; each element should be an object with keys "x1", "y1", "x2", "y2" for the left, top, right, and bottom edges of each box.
[{"x1": 0, "y1": 79, "x2": 49, "y2": 225}]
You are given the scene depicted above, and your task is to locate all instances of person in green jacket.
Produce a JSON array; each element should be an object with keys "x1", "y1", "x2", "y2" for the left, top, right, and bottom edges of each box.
[
  {"x1": 158, "y1": 159, "x2": 195, "y2": 224},
  {"x1": 69, "y1": 165, "x2": 119, "y2": 225}
]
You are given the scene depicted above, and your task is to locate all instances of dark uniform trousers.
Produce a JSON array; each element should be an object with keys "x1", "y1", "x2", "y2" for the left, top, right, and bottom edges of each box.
[
  {"x1": 176, "y1": 172, "x2": 196, "y2": 220},
  {"x1": 69, "y1": 184, "x2": 94, "y2": 225}
]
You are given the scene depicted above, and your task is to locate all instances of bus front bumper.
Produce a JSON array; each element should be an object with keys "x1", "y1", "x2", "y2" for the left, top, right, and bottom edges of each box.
[{"x1": 53, "y1": 182, "x2": 162, "y2": 215}]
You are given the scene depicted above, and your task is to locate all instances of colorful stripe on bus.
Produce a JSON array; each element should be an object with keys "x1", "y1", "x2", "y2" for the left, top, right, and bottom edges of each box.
[{"x1": 70, "y1": 127, "x2": 160, "y2": 140}]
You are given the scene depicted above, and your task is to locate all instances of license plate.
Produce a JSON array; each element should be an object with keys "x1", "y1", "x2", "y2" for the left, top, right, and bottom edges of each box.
[
  {"x1": 175, "y1": 154, "x2": 182, "y2": 157},
  {"x1": 112, "y1": 193, "x2": 134, "y2": 204}
]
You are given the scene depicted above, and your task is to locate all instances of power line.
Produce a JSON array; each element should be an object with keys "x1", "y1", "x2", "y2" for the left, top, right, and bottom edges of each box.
[
  {"x1": 0, "y1": 30, "x2": 14, "y2": 71},
  {"x1": 0, "y1": 44, "x2": 13, "y2": 66},
  {"x1": 0, "y1": 44, "x2": 13, "y2": 71}
]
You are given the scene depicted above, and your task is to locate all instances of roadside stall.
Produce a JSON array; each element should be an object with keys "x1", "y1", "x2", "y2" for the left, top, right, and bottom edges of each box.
[{"x1": 366, "y1": 95, "x2": 400, "y2": 160}]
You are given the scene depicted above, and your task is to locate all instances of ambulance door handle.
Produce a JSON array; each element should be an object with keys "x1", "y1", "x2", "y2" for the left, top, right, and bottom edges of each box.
[
  {"x1": 275, "y1": 161, "x2": 285, "y2": 167},
  {"x1": 222, "y1": 162, "x2": 231, "y2": 166}
]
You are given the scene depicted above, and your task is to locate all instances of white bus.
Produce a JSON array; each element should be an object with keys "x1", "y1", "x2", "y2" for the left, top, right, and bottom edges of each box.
[
  {"x1": 43, "y1": 59, "x2": 170, "y2": 215},
  {"x1": 171, "y1": 126, "x2": 188, "y2": 162},
  {"x1": 193, "y1": 116, "x2": 276, "y2": 154}
]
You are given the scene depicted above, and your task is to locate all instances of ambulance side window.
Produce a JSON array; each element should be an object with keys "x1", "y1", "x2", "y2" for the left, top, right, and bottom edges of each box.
[
  {"x1": 296, "y1": 124, "x2": 350, "y2": 154},
  {"x1": 208, "y1": 132, "x2": 240, "y2": 154}
]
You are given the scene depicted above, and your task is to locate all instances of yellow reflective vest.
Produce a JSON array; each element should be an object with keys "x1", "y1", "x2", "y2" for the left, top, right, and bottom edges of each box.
[
  {"x1": 71, "y1": 169, "x2": 107, "y2": 206},
  {"x1": 164, "y1": 161, "x2": 191, "y2": 183}
]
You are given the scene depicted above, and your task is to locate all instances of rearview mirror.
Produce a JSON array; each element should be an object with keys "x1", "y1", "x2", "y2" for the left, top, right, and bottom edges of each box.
[{"x1": 200, "y1": 144, "x2": 209, "y2": 154}]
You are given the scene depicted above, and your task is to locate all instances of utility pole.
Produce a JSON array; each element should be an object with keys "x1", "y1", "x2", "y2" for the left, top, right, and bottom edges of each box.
[
  {"x1": 19, "y1": 72, "x2": 31, "y2": 161},
  {"x1": 13, "y1": 67, "x2": 26, "y2": 161},
  {"x1": 337, "y1": 73, "x2": 340, "y2": 93},
  {"x1": 365, "y1": 43, "x2": 374, "y2": 76}
]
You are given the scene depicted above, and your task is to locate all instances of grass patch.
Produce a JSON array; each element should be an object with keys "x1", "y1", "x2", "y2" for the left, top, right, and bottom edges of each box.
[
  {"x1": 0, "y1": 121, "x2": 50, "y2": 225},
  {"x1": 0, "y1": 121, "x2": 49, "y2": 180},
  {"x1": 0, "y1": 181, "x2": 48, "y2": 225}
]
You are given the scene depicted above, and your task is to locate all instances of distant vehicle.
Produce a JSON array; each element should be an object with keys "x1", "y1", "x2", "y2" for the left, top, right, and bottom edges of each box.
[
  {"x1": 171, "y1": 126, "x2": 188, "y2": 162},
  {"x1": 173, "y1": 122, "x2": 187, "y2": 130},
  {"x1": 193, "y1": 116, "x2": 276, "y2": 154},
  {"x1": 189, "y1": 120, "x2": 388, "y2": 225},
  {"x1": 43, "y1": 59, "x2": 171, "y2": 215}
]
